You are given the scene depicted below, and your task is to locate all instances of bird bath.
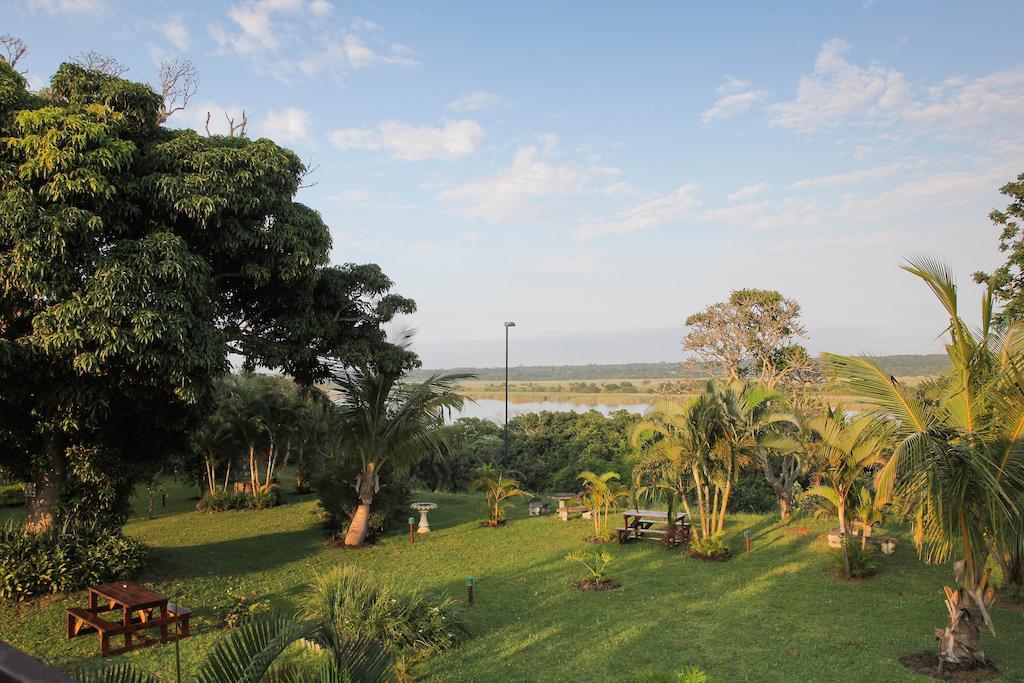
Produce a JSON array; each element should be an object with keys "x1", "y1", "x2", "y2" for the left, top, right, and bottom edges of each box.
[{"x1": 410, "y1": 502, "x2": 437, "y2": 533}]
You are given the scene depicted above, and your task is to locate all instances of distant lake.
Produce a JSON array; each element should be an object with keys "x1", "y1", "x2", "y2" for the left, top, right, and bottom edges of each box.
[{"x1": 451, "y1": 398, "x2": 650, "y2": 424}]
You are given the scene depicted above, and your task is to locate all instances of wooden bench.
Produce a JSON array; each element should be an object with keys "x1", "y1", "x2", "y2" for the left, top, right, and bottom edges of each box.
[
  {"x1": 167, "y1": 602, "x2": 192, "y2": 638},
  {"x1": 66, "y1": 608, "x2": 124, "y2": 655}
]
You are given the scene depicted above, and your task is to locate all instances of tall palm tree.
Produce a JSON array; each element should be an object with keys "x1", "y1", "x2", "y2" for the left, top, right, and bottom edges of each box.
[
  {"x1": 330, "y1": 363, "x2": 468, "y2": 547},
  {"x1": 824, "y1": 256, "x2": 1024, "y2": 668},
  {"x1": 802, "y1": 407, "x2": 888, "y2": 578},
  {"x1": 632, "y1": 381, "x2": 796, "y2": 542}
]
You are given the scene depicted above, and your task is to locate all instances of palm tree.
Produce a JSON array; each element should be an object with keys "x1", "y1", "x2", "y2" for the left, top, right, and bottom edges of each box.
[
  {"x1": 330, "y1": 363, "x2": 467, "y2": 547},
  {"x1": 469, "y1": 464, "x2": 530, "y2": 525},
  {"x1": 577, "y1": 470, "x2": 629, "y2": 541},
  {"x1": 801, "y1": 407, "x2": 888, "y2": 578},
  {"x1": 824, "y1": 256, "x2": 1024, "y2": 668}
]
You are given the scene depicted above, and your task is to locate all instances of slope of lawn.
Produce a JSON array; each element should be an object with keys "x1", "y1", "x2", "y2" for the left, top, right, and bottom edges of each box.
[{"x1": 1, "y1": 476, "x2": 1023, "y2": 682}]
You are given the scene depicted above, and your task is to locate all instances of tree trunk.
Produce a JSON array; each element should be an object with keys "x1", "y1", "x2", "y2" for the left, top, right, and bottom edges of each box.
[
  {"x1": 778, "y1": 496, "x2": 791, "y2": 520},
  {"x1": 936, "y1": 583, "x2": 995, "y2": 670},
  {"x1": 25, "y1": 436, "x2": 65, "y2": 532},
  {"x1": 838, "y1": 505, "x2": 851, "y2": 579},
  {"x1": 343, "y1": 466, "x2": 378, "y2": 547}
]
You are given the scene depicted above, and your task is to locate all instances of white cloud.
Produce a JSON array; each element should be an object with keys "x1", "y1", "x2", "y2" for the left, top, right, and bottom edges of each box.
[
  {"x1": 700, "y1": 202, "x2": 767, "y2": 225},
  {"x1": 439, "y1": 144, "x2": 586, "y2": 221},
  {"x1": 259, "y1": 107, "x2": 313, "y2": 146},
  {"x1": 330, "y1": 119, "x2": 483, "y2": 161},
  {"x1": 575, "y1": 185, "x2": 701, "y2": 238},
  {"x1": 768, "y1": 39, "x2": 908, "y2": 132},
  {"x1": 309, "y1": 0, "x2": 334, "y2": 17},
  {"x1": 160, "y1": 16, "x2": 191, "y2": 51},
  {"x1": 27, "y1": 0, "x2": 105, "y2": 15},
  {"x1": 702, "y1": 76, "x2": 767, "y2": 124},
  {"x1": 790, "y1": 161, "x2": 907, "y2": 189},
  {"x1": 447, "y1": 91, "x2": 501, "y2": 112},
  {"x1": 727, "y1": 182, "x2": 768, "y2": 201}
]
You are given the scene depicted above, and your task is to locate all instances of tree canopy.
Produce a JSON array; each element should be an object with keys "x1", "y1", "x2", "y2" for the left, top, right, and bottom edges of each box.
[
  {"x1": 0, "y1": 60, "x2": 413, "y2": 528},
  {"x1": 974, "y1": 171, "x2": 1024, "y2": 326}
]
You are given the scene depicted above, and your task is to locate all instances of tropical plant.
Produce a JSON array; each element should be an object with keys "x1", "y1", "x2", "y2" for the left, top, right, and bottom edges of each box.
[
  {"x1": 469, "y1": 464, "x2": 530, "y2": 525},
  {"x1": 327, "y1": 348, "x2": 467, "y2": 547},
  {"x1": 832, "y1": 540, "x2": 878, "y2": 579},
  {"x1": 576, "y1": 470, "x2": 629, "y2": 541},
  {"x1": 302, "y1": 566, "x2": 470, "y2": 675},
  {"x1": 74, "y1": 610, "x2": 393, "y2": 683},
  {"x1": 633, "y1": 381, "x2": 796, "y2": 552},
  {"x1": 824, "y1": 256, "x2": 1024, "y2": 668},
  {"x1": 800, "y1": 407, "x2": 888, "y2": 578},
  {"x1": 565, "y1": 549, "x2": 614, "y2": 583},
  {"x1": 689, "y1": 532, "x2": 729, "y2": 559}
]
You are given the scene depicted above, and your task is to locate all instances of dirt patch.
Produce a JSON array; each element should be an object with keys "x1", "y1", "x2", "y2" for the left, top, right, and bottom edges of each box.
[
  {"x1": 900, "y1": 652, "x2": 1000, "y2": 681},
  {"x1": 995, "y1": 589, "x2": 1024, "y2": 612},
  {"x1": 785, "y1": 526, "x2": 814, "y2": 537},
  {"x1": 686, "y1": 549, "x2": 732, "y2": 562},
  {"x1": 479, "y1": 519, "x2": 509, "y2": 528},
  {"x1": 572, "y1": 578, "x2": 621, "y2": 591}
]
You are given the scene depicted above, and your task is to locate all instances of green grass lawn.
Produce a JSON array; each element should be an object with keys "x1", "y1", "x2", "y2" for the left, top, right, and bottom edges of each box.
[{"x1": 2, "y1": 477, "x2": 1023, "y2": 682}]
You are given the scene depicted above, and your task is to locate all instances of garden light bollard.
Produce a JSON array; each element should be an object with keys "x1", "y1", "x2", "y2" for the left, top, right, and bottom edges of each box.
[
  {"x1": 466, "y1": 576, "x2": 474, "y2": 605},
  {"x1": 744, "y1": 529, "x2": 751, "y2": 553},
  {"x1": 409, "y1": 517, "x2": 415, "y2": 544}
]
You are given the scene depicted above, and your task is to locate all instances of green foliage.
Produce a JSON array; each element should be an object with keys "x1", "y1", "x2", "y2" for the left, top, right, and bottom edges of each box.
[
  {"x1": 0, "y1": 483, "x2": 23, "y2": 507},
  {"x1": 214, "y1": 587, "x2": 272, "y2": 629},
  {"x1": 314, "y1": 459, "x2": 411, "y2": 544},
  {"x1": 469, "y1": 465, "x2": 530, "y2": 524},
  {"x1": 302, "y1": 566, "x2": 471, "y2": 663},
  {"x1": 974, "y1": 172, "x2": 1024, "y2": 325},
  {"x1": 576, "y1": 470, "x2": 628, "y2": 541},
  {"x1": 832, "y1": 541, "x2": 879, "y2": 579},
  {"x1": 0, "y1": 60, "x2": 413, "y2": 531},
  {"x1": 0, "y1": 521, "x2": 145, "y2": 601},
  {"x1": 565, "y1": 549, "x2": 614, "y2": 582},
  {"x1": 507, "y1": 410, "x2": 640, "y2": 491},
  {"x1": 728, "y1": 470, "x2": 779, "y2": 513},
  {"x1": 196, "y1": 486, "x2": 282, "y2": 512},
  {"x1": 411, "y1": 417, "x2": 503, "y2": 492},
  {"x1": 690, "y1": 532, "x2": 729, "y2": 559}
]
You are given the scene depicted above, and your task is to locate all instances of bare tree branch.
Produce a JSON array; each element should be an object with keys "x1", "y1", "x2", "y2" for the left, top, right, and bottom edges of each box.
[
  {"x1": 299, "y1": 158, "x2": 320, "y2": 189},
  {"x1": 0, "y1": 34, "x2": 28, "y2": 71},
  {"x1": 157, "y1": 59, "x2": 199, "y2": 123},
  {"x1": 72, "y1": 49, "x2": 129, "y2": 77},
  {"x1": 206, "y1": 109, "x2": 249, "y2": 137}
]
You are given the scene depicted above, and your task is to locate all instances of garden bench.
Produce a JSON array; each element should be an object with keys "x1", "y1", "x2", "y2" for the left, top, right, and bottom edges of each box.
[
  {"x1": 617, "y1": 509, "x2": 689, "y2": 547},
  {"x1": 66, "y1": 608, "x2": 125, "y2": 654}
]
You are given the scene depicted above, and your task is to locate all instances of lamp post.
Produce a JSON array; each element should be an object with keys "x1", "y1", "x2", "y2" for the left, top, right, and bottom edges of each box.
[{"x1": 503, "y1": 321, "x2": 515, "y2": 467}]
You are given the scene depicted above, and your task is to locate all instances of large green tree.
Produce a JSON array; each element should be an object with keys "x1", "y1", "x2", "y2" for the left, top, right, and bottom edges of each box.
[
  {"x1": 0, "y1": 61, "x2": 413, "y2": 530},
  {"x1": 974, "y1": 172, "x2": 1024, "y2": 325}
]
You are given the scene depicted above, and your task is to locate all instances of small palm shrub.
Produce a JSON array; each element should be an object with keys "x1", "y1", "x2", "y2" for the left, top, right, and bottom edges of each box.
[
  {"x1": 688, "y1": 532, "x2": 730, "y2": 560},
  {"x1": 0, "y1": 521, "x2": 146, "y2": 601},
  {"x1": 302, "y1": 566, "x2": 471, "y2": 666},
  {"x1": 565, "y1": 549, "x2": 619, "y2": 590},
  {"x1": 832, "y1": 540, "x2": 878, "y2": 579}
]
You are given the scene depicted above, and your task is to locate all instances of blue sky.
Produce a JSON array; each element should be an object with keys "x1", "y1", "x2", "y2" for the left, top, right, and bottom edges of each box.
[{"x1": 7, "y1": 0, "x2": 1024, "y2": 367}]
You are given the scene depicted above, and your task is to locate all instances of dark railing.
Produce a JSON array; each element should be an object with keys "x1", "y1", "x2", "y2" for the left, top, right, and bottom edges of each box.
[{"x1": 0, "y1": 642, "x2": 74, "y2": 683}]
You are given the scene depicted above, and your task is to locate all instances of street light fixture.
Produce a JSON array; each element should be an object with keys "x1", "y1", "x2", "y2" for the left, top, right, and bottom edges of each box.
[{"x1": 503, "y1": 321, "x2": 515, "y2": 467}]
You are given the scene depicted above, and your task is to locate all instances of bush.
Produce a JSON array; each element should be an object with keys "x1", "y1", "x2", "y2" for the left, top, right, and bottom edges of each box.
[
  {"x1": 689, "y1": 532, "x2": 730, "y2": 560},
  {"x1": 834, "y1": 540, "x2": 879, "y2": 578},
  {"x1": 728, "y1": 470, "x2": 778, "y2": 513},
  {"x1": 302, "y1": 566, "x2": 470, "y2": 661},
  {"x1": 0, "y1": 521, "x2": 146, "y2": 602},
  {"x1": 0, "y1": 483, "x2": 24, "y2": 507},
  {"x1": 195, "y1": 486, "x2": 282, "y2": 512}
]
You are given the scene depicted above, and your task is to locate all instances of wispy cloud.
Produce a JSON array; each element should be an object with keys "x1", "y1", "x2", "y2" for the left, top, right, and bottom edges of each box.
[
  {"x1": 727, "y1": 182, "x2": 768, "y2": 201},
  {"x1": 27, "y1": 0, "x2": 106, "y2": 16},
  {"x1": 576, "y1": 185, "x2": 700, "y2": 238},
  {"x1": 447, "y1": 91, "x2": 501, "y2": 112},
  {"x1": 159, "y1": 15, "x2": 190, "y2": 51},
  {"x1": 789, "y1": 161, "x2": 908, "y2": 189},
  {"x1": 702, "y1": 76, "x2": 768, "y2": 124},
  {"x1": 330, "y1": 118, "x2": 483, "y2": 161},
  {"x1": 259, "y1": 106, "x2": 314, "y2": 147}
]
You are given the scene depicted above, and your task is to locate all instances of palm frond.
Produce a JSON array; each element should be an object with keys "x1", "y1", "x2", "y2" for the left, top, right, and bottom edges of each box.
[{"x1": 193, "y1": 610, "x2": 320, "y2": 683}]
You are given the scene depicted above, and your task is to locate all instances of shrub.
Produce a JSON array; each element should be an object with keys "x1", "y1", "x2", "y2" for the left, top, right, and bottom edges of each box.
[
  {"x1": 728, "y1": 470, "x2": 778, "y2": 513},
  {"x1": 0, "y1": 521, "x2": 146, "y2": 601},
  {"x1": 301, "y1": 566, "x2": 470, "y2": 662},
  {"x1": 565, "y1": 549, "x2": 613, "y2": 583},
  {"x1": 196, "y1": 486, "x2": 282, "y2": 512},
  {"x1": 0, "y1": 483, "x2": 24, "y2": 507},
  {"x1": 833, "y1": 540, "x2": 878, "y2": 578},
  {"x1": 314, "y1": 455, "x2": 411, "y2": 544},
  {"x1": 689, "y1": 532, "x2": 730, "y2": 559}
]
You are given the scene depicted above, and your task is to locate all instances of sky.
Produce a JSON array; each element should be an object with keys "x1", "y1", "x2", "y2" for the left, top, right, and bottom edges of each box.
[{"x1": 6, "y1": 0, "x2": 1024, "y2": 368}]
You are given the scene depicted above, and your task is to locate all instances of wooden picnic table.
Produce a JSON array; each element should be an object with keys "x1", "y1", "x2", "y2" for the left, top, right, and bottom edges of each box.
[
  {"x1": 616, "y1": 509, "x2": 690, "y2": 545},
  {"x1": 67, "y1": 581, "x2": 191, "y2": 656}
]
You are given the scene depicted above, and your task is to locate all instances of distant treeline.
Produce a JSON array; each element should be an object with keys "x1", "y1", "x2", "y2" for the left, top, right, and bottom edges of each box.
[{"x1": 411, "y1": 354, "x2": 952, "y2": 381}]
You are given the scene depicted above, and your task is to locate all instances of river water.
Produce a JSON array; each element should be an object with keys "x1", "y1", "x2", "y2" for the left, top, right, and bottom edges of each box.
[{"x1": 450, "y1": 398, "x2": 650, "y2": 424}]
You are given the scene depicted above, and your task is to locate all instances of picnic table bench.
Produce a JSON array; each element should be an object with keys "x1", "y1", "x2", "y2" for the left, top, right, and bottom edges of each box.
[
  {"x1": 66, "y1": 581, "x2": 191, "y2": 656},
  {"x1": 615, "y1": 509, "x2": 690, "y2": 547}
]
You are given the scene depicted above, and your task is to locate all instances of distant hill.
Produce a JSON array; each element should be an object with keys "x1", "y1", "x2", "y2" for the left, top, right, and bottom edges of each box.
[{"x1": 410, "y1": 354, "x2": 952, "y2": 381}]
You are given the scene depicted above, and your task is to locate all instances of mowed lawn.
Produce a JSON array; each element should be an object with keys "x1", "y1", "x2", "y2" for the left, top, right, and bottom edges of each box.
[{"x1": 2, "y1": 478, "x2": 1024, "y2": 682}]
